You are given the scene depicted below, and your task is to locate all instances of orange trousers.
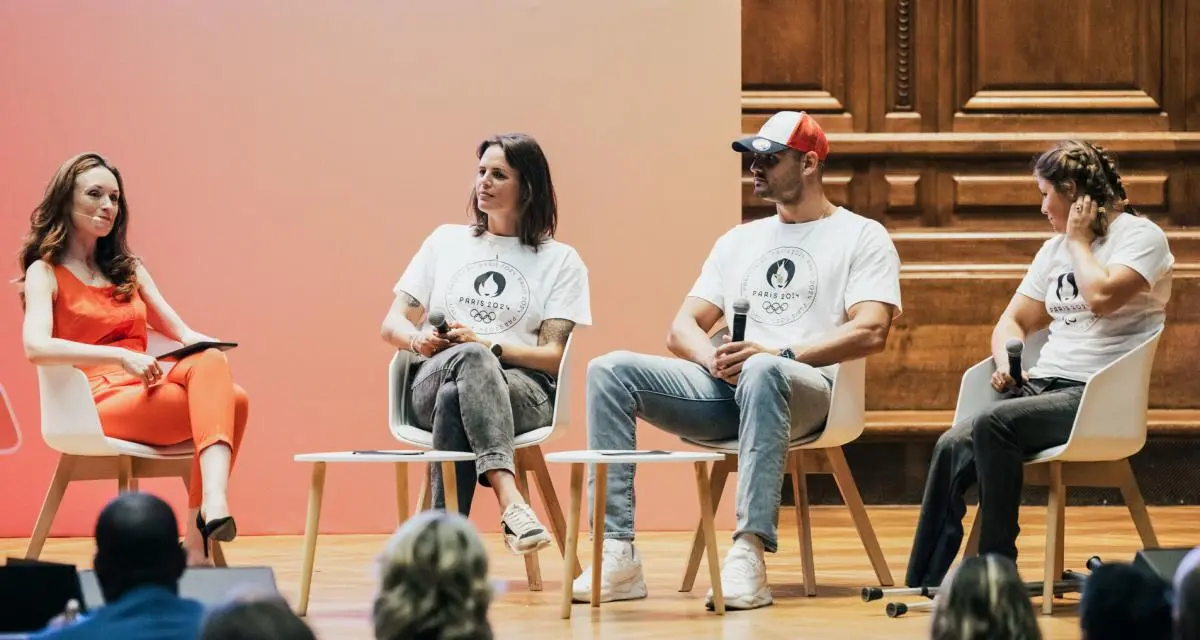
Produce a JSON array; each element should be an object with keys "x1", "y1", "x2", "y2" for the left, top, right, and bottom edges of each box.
[{"x1": 93, "y1": 348, "x2": 249, "y2": 508}]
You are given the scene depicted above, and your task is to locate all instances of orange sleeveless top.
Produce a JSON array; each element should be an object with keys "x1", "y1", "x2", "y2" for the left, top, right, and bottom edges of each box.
[{"x1": 50, "y1": 263, "x2": 148, "y2": 379}]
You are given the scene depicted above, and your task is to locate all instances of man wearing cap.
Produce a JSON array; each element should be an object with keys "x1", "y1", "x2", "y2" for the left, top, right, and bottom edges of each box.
[{"x1": 574, "y1": 111, "x2": 902, "y2": 610}]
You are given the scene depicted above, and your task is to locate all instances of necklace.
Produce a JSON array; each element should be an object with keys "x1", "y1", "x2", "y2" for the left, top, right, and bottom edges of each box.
[{"x1": 68, "y1": 257, "x2": 102, "y2": 286}]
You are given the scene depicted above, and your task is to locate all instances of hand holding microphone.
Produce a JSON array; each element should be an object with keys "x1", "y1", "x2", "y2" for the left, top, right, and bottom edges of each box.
[
  {"x1": 713, "y1": 298, "x2": 765, "y2": 384},
  {"x1": 410, "y1": 310, "x2": 451, "y2": 357},
  {"x1": 991, "y1": 338, "x2": 1028, "y2": 393}
]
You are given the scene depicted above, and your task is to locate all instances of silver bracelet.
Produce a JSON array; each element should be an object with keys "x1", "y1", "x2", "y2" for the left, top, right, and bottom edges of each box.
[{"x1": 408, "y1": 334, "x2": 419, "y2": 353}]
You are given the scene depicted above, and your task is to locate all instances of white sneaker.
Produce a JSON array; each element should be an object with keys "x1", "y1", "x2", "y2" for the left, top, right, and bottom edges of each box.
[
  {"x1": 705, "y1": 542, "x2": 773, "y2": 610},
  {"x1": 500, "y1": 503, "x2": 552, "y2": 555},
  {"x1": 572, "y1": 539, "x2": 648, "y2": 603}
]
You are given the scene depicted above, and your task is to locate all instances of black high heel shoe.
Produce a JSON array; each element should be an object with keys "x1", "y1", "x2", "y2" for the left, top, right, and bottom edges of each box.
[{"x1": 196, "y1": 512, "x2": 238, "y2": 558}]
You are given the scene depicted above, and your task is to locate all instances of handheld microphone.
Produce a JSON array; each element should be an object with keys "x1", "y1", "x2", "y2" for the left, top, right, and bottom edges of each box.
[
  {"x1": 1006, "y1": 338, "x2": 1024, "y2": 385},
  {"x1": 731, "y1": 298, "x2": 749, "y2": 342},
  {"x1": 427, "y1": 310, "x2": 451, "y2": 335}
]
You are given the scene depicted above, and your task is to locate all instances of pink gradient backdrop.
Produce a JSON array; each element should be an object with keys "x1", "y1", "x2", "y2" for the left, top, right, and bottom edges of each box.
[{"x1": 0, "y1": 1, "x2": 740, "y2": 537}]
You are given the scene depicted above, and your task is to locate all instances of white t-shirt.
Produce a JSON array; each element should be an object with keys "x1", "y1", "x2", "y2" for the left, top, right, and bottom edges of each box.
[
  {"x1": 687, "y1": 208, "x2": 903, "y2": 379},
  {"x1": 394, "y1": 224, "x2": 592, "y2": 349},
  {"x1": 1017, "y1": 213, "x2": 1173, "y2": 382}
]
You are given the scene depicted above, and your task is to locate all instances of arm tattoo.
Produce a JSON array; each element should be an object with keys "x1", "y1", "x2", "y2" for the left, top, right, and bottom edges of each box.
[
  {"x1": 399, "y1": 291, "x2": 423, "y2": 308},
  {"x1": 538, "y1": 319, "x2": 575, "y2": 347}
]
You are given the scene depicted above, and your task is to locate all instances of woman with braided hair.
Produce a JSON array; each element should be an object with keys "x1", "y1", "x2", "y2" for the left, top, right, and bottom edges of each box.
[{"x1": 904, "y1": 139, "x2": 1174, "y2": 588}]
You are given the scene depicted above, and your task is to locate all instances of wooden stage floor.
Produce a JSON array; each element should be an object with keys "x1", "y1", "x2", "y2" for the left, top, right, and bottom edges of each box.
[{"x1": 4, "y1": 505, "x2": 1197, "y2": 639}]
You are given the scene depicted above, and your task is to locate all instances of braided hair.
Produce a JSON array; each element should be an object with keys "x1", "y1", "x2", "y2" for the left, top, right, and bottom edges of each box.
[{"x1": 1033, "y1": 140, "x2": 1137, "y2": 238}]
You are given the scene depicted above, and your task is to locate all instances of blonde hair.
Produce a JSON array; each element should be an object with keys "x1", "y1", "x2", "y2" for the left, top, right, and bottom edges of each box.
[
  {"x1": 372, "y1": 511, "x2": 492, "y2": 640},
  {"x1": 930, "y1": 554, "x2": 1041, "y2": 640}
]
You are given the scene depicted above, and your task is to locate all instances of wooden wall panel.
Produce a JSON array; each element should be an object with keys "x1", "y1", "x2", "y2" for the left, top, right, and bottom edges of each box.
[
  {"x1": 740, "y1": 0, "x2": 1200, "y2": 423},
  {"x1": 741, "y1": 0, "x2": 869, "y2": 132}
]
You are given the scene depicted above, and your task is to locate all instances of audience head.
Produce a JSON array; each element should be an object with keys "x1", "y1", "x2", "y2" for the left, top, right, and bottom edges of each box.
[
  {"x1": 199, "y1": 593, "x2": 315, "y2": 640},
  {"x1": 1080, "y1": 561, "x2": 1173, "y2": 640},
  {"x1": 1173, "y1": 547, "x2": 1200, "y2": 640},
  {"x1": 929, "y1": 554, "x2": 1041, "y2": 640},
  {"x1": 17, "y1": 151, "x2": 138, "y2": 302},
  {"x1": 1033, "y1": 139, "x2": 1135, "y2": 237},
  {"x1": 372, "y1": 510, "x2": 492, "y2": 640},
  {"x1": 467, "y1": 132, "x2": 557, "y2": 248},
  {"x1": 92, "y1": 492, "x2": 186, "y2": 603},
  {"x1": 732, "y1": 110, "x2": 828, "y2": 206}
]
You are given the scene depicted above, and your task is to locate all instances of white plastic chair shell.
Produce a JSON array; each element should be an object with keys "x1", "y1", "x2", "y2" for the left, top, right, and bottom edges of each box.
[
  {"x1": 953, "y1": 327, "x2": 1163, "y2": 463},
  {"x1": 387, "y1": 334, "x2": 574, "y2": 451},
  {"x1": 37, "y1": 330, "x2": 195, "y2": 459}
]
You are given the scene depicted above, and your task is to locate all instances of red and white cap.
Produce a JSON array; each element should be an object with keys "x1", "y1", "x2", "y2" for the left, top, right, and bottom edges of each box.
[{"x1": 731, "y1": 110, "x2": 829, "y2": 161}]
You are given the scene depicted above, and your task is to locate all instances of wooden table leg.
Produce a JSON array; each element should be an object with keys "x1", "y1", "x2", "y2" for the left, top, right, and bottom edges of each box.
[
  {"x1": 695, "y1": 461, "x2": 724, "y2": 615},
  {"x1": 297, "y1": 462, "x2": 327, "y2": 617},
  {"x1": 442, "y1": 461, "x2": 459, "y2": 514},
  {"x1": 591, "y1": 463, "x2": 607, "y2": 608},
  {"x1": 394, "y1": 462, "x2": 409, "y2": 528},
  {"x1": 560, "y1": 463, "x2": 584, "y2": 619}
]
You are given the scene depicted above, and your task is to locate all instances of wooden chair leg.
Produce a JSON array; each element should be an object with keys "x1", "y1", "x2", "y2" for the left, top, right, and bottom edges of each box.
[
  {"x1": 526, "y1": 447, "x2": 580, "y2": 577},
  {"x1": 824, "y1": 447, "x2": 894, "y2": 586},
  {"x1": 681, "y1": 455, "x2": 733, "y2": 592},
  {"x1": 297, "y1": 462, "x2": 327, "y2": 617},
  {"x1": 790, "y1": 452, "x2": 817, "y2": 597},
  {"x1": 394, "y1": 462, "x2": 409, "y2": 528},
  {"x1": 1042, "y1": 462, "x2": 1065, "y2": 615},
  {"x1": 26, "y1": 455, "x2": 78, "y2": 560},
  {"x1": 514, "y1": 457, "x2": 543, "y2": 591},
  {"x1": 1115, "y1": 459, "x2": 1159, "y2": 549},
  {"x1": 117, "y1": 456, "x2": 132, "y2": 493},
  {"x1": 414, "y1": 463, "x2": 432, "y2": 516},
  {"x1": 211, "y1": 541, "x2": 228, "y2": 568},
  {"x1": 964, "y1": 507, "x2": 982, "y2": 558}
]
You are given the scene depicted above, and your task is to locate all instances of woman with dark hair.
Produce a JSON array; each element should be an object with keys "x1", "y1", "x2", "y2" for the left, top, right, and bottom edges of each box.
[
  {"x1": 18, "y1": 153, "x2": 248, "y2": 566},
  {"x1": 380, "y1": 133, "x2": 591, "y2": 554},
  {"x1": 905, "y1": 140, "x2": 1174, "y2": 588},
  {"x1": 930, "y1": 554, "x2": 1042, "y2": 640}
]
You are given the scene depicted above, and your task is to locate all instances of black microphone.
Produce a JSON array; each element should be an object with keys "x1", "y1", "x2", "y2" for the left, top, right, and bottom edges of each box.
[
  {"x1": 428, "y1": 310, "x2": 450, "y2": 335},
  {"x1": 731, "y1": 298, "x2": 749, "y2": 342},
  {"x1": 1006, "y1": 338, "x2": 1023, "y2": 386}
]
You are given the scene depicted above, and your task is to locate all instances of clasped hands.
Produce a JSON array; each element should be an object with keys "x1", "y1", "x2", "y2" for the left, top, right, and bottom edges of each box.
[
  {"x1": 706, "y1": 335, "x2": 776, "y2": 384},
  {"x1": 411, "y1": 321, "x2": 485, "y2": 358},
  {"x1": 119, "y1": 330, "x2": 221, "y2": 387}
]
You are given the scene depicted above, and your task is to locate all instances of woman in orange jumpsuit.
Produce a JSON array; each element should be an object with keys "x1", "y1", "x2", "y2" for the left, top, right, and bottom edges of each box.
[{"x1": 19, "y1": 153, "x2": 248, "y2": 566}]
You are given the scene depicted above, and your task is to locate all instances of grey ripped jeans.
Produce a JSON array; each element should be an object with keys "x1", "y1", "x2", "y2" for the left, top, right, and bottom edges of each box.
[
  {"x1": 410, "y1": 342, "x2": 556, "y2": 516},
  {"x1": 585, "y1": 350, "x2": 832, "y2": 553}
]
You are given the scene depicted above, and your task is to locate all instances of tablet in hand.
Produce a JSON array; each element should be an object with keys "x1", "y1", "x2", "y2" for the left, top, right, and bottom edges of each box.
[{"x1": 155, "y1": 341, "x2": 238, "y2": 361}]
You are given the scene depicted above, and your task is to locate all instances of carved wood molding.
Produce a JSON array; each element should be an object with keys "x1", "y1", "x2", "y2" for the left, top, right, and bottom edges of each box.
[
  {"x1": 963, "y1": 89, "x2": 1162, "y2": 112},
  {"x1": 895, "y1": 0, "x2": 913, "y2": 111},
  {"x1": 742, "y1": 90, "x2": 845, "y2": 112},
  {"x1": 952, "y1": 174, "x2": 1168, "y2": 208},
  {"x1": 798, "y1": 132, "x2": 1200, "y2": 155}
]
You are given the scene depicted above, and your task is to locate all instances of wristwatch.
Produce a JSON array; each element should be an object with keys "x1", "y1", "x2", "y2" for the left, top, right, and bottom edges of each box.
[
  {"x1": 490, "y1": 342, "x2": 503, "y2": 359},
  {"x1": 778, "y1": 347, "x2": 796, "y2": 361}
]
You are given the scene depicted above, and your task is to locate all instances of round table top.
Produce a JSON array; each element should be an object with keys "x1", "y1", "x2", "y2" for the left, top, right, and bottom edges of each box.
[
  {"x1": 544, "y1": 450, "x2": 724, "y2": 464},
  {"x1": 294, "y1": 450, "x2": 476, "y2": 463}
]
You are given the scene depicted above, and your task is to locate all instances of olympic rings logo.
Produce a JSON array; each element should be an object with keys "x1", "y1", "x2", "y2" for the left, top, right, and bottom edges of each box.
[
  {"x1": 761, "y1": 301, "x2": 789, "y2": 315},
  {"x1": 470, "y1": 309, "x2": 497, "y2": 323}
]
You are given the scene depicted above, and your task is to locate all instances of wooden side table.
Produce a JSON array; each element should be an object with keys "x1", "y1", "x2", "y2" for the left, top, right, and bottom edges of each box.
[{"x1": 544, "y1": 450, "x2": 727, "y2": 617}]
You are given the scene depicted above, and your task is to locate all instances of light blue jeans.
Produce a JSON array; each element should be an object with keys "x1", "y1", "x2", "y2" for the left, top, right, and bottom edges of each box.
[{"x1": 585, "y1": 350, "x2": 833, "y2": 553}]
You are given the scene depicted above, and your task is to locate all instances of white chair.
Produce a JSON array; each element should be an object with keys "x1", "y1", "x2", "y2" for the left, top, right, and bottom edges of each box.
[
  {"x1": 388, "y1": 334, "x2": 581, "y2": 589},
  {"x1": 25, "y1": 330, "x2": 227, "y2": 566},
  {"x1": 958, "y1": 328, "x2": 1163, "y2": 614},
  {"x1": 0, "y1": 382, "x2": 23, "y2": 456},
  {"x1": 678, "y1": 328, "x2": 894, "y2": 596}
]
